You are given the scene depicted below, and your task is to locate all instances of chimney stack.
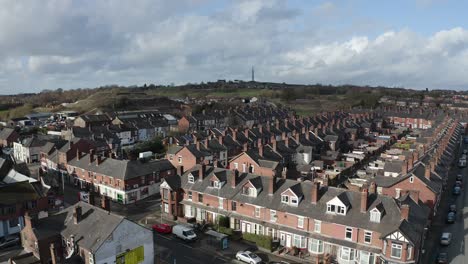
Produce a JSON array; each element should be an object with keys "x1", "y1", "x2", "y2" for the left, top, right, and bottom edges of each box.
[
  {"x1": 231, "y1": 170, "x2": 239, "y2": 188},
  {"x1": 243, "y1": 143, "x2": 248, "y2": 152},
  {"x1": 244, "y1": 128, "x2": 249, "y2": 138},
  {"x1": 96, "y1": 155, "x2": 102, "y2": 166},
  {"x1": 409, "y1": 190, "x2": 420, "y2": 203},
  {"x1": 361, "y1": 189, "x2": 368, "y2": 213},
  {"x1": 400, "y1": 204, "x2": 410, "y2": 221},
  {"x1": 196, "y1": 141, "x2": 200, "y2": 150},
  {"x1": 369, "y1": 182, "x2": 376, "y2": 194},
  {"x1": 259, "y1": 144, "x2": 263, "y2": 157},
  {"x1": 425, "y1": 165, "x2": 431, "y2": 179},
  {"x1": 311, "y1": 182, "x2": 320, "y2": 204},
  {"x1": 281, "y1": 167, "x2": 287, "y2": 179},
  {"x1": 401, "y1": 161, "x2": 408, "y2": 175},
  {"x1": 268, "y1": 176, "x2": 275, "y2": 195},
  {"x1": 295, "y1": 133, "x2": 299, "y2": 143},
  {"x1": 178, "y1": 165, "x2": 184, "y2": 176},
  {"x1": 89, "y1": 149, "x2": 95, "y2": 164},
  {"x1": 101, "y1": 196, "x2": 110, "y2": 212},
  {"x1": 73, "y1": 206, "x2": 82, "y2": 224},
  {"x1": 218, "y1": 136, "x2": 223, "y2": 145},
  {"x1": 89, "y1": 191, "x2": 95, "y2": 206},
  {"x1": 203, "y1": 138, "x2": 208, "y2": 149},
  {"x1": 76, "y1": 149, "x2": 81, "y2": 160},
  {"x1": 285, "y1": 137, "x2": 289, "y2": 147},
  {"x1": 199, "y1": 164, "x2": 206, "y2": 181},
  {"x1": 407, "y1": 157, "x2": 413, "y2": 171},
  {"x1": 24, "y1": 211, "x2": 37, "y2": 228},
  {"x1": 271, "y1": 138, "x2": 277, "y2": 151}
]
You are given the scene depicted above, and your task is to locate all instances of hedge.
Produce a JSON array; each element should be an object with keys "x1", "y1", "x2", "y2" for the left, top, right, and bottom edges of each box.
[
  {"x1": 242, "y1": 233, "x2": 273, "y2": 251},
  {"x1": 218, "y1": 226, "x2": 233, "y2": 236},
  {"x1": 217, "y1": 215, "x2": 230, "y2": 228}
]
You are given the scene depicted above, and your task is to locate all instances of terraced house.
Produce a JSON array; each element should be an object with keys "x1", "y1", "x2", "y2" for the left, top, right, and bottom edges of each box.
[
  {"x1": 67, "y1": 152, "x2": 175, "y2": 204},
  {"x1": 161, "y1": 165, "x2": 430, "y2": 264}
]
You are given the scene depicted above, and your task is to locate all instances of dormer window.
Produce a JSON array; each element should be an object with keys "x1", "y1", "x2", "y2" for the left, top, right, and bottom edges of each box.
[
  {"x1": 242, "y1": 186, "x2": 256, "y2": 197},
  {"x1": 211, "y1": 180, "x2": 221, "y2": 188},
  {"x1": 188, "y1": 174, "x2": 194, "y2": 183},
  {"x1": 326, "y1": 195, "x2": 349, "y2": 215},
  {"x1": 326, "y1": 204, "x2": 346, "y2": 215},
  {"x1": 370, "y1": 208, "x2": 382, "y2": 223}
]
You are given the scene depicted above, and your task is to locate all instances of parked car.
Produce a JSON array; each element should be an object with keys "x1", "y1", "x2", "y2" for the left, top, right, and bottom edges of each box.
[
  {"x1": 440, "y1": 232, "x2": 452, "y2": 246},
  {"x1": 0, "y1": 235, "x2": 20, "y2": 249},
  {"x1": 449, "y1": 204, "x2": 457, "y2": 213},
  {"x1": 455, "y1": 180, "x2": 463, "y2": 187},
  {"x1": 436, "y1": 252, "x2": 448, "y2": 264},
  {"x1": 236, "y1": 251, "x2": 263, "y2": 264},
  {"x1": 152, "y1": 223, "x2": 172, "y2": 234},
  {"x1": 172, "y1": 224, "x2": 197, "y2": 241},
  {"x1": 458, "y1": 159, "x2": 466, "y2": 168},
  {"x1": 446, "y1": 212, "x2": 456, "y2": 224},
  {"x1": 463, "y1": 149, "x2": 467, "y2": 154},
  {"x1": 453, "y1": 186, "x2": 461, "y2": 195},
  {"x1": 456, "y1": 174, "x2": 463, "y2": 181}
]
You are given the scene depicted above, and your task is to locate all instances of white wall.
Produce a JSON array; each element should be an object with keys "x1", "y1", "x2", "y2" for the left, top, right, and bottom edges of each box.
[{"x1": 95, "y1": 219, "x2": 154, "y2": 264}]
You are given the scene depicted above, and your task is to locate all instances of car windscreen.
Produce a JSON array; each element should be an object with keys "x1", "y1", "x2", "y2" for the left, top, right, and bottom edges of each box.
[
  {"x1": 183, "y1": 230, "x2": 195, "y2": 236},
  {"x1": 248, "y1": 253, "x2": 258, "y2": 259}
]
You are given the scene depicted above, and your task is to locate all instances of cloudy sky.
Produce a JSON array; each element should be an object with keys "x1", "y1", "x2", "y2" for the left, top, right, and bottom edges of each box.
[{"x1": 0, "y1": 0, "x2": 467, "y2": 94}]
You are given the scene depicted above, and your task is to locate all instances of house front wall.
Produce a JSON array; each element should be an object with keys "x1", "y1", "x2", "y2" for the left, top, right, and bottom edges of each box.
[
  {"x1": 95, "y1": 220, "x2": 154, "y2": 264},
  {"x1": 381, "y1": 177, "x2": 437, "y2": 209},
  {"x1": 229, "y1": 153, "x2": 275, "y2": 177}
]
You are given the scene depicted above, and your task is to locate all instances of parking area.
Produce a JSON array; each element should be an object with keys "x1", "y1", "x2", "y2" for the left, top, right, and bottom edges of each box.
[{"x1": 423, "y1": 133, "x2": 468, "y2": 264}]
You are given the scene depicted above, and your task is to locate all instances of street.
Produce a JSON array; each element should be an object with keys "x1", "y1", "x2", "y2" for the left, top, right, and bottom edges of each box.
[{"x1": 424, "y1": 132, "x2": 468, "y2": 264}]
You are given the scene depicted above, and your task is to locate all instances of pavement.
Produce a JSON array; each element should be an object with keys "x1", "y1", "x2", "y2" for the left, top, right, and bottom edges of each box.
[{"x1": 421, "y1": 132, "x2": 468, "y2": 264}]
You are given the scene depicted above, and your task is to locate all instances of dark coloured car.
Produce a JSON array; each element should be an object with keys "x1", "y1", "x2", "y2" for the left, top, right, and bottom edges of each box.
[
  {"x1": 436, "y1": 252, "x2": 448, "y2": 264},
  {"x1": 456, "y1": 174, "x2": 463, "y2": 181},
  {"x1": 446, "y1": 212, "x2": 456, "y2": 224},
  {"x1": 449, "y1": 204, "x2": 457, "y2": 213},
  {"x1": 453, "y1": 186, "x2": 461, "y2": 195}
]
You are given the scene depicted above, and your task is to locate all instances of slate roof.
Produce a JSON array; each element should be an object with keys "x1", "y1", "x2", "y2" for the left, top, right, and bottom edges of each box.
[
  {"x1": 176, "y1": 165, "x2": 429, "y2": 245},
  {"x1": 33, "y1": 201, "x2": 125, "y2": 252},
  {"x1": 0, "y1": 128, "x2": 16, "y2": 140},
  {"x1": 68, "y1": 155, "x2": 174, "y2": 180}
]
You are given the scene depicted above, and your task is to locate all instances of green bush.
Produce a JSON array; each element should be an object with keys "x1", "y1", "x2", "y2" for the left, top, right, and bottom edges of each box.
[
  {"x1": 218, "y1": 226, "x2": 233, "y2": 236},
  {"x1": 242, "y1": 233, "x2": 273, "y2": 251}
]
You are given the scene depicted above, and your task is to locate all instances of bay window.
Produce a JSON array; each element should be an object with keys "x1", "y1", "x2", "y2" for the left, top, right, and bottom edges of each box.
[
  {"x1": 391, "y1": 243, "x2": 402, "y2": 259},
  {"x1": 308, "y1": 238, "x2": 323, "y2": 254}
]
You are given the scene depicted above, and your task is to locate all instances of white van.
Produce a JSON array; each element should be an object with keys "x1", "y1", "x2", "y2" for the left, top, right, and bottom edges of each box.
[
  {"x1": 172, "y1": 225, "x2": 197, "y2": 241},
  {"x1": 459, "y1": 158, "x2": 466, "y2": 168}
]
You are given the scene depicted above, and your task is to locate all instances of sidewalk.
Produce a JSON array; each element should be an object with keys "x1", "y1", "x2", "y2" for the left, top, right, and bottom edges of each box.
[{"x1": 141, "y1": 212, "x2": 316, "y2": 264}]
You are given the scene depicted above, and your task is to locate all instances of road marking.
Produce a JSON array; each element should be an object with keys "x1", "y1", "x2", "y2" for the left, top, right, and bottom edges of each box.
[
  {"x1": 156, "y1": 234, "x2": 173, "y2": 241},
  {"x1": 182, "y1": 243, "x2": 193, "y2": 249}
]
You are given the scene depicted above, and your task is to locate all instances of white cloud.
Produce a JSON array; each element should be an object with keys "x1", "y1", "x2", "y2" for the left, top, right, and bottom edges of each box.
[{"x1": 0, "y1": 0, "x2": 466, "y2": 93}]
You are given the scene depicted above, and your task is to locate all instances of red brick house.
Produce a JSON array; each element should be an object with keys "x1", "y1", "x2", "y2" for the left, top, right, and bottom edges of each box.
[
  {"x1": 67, "y1": 153, "x2": 175, "y2": 204},
  {"x1": 161, "y1": 165, "x2": 430, "y2": 264}
]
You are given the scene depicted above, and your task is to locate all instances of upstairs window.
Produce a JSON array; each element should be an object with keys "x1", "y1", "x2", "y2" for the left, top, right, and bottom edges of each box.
[
  {"x1": 298, "y1": 217, "x2": 304, "y2": 228},
  {"x1": 211, "y1": 180, "x2": 221, "y2": 188},
  {"x1": 314, "y1": 221, "x2": 321, "y2": 233},
  {"x1": 326, "y1": 204, "x2": 346, "y2": 215},
  {"x1": 364, "y1": 231, "x2": 372, "y2": 244},
  {"x1": 370, "y1": 210, "x2": 381, "y2": 223},
  {"x1": 198, "y1": 193, "x2": 203, "y2": 203},
  {"x1": 270, "y1": 210, "x2": 277, "y2": 222},
  {"x1": 391, "y1": 244, "x2": 402, "y2": 259},
  {"x1": 242, "y1": 186, "x2": 256, "y2": 197},
  {"x1": 345, "y1": 227, "x2": 353, "y2": 240},
  {"x1": 231, "y1": 201, "x2": 237, "y2": 211},
  {"x1": 188, "y1": 191, "x2": 192, "y2": 201}
]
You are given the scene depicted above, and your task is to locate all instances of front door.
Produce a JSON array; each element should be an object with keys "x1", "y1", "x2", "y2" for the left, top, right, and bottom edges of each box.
[
  {"x1": 207, "y1": 212, "x2": 213, "y2": 223},
  {"x1": 280, "y1": 233, "x2": 286, "y2": 246},
  {"x1": 242, "y1": 222, "x2": 246, "y2": 232},
  {"x1": 286, "y1": 234, "x2": 292, "y2": 248}
]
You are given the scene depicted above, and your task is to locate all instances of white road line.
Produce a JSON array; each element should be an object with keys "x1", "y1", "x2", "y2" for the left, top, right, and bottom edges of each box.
[
  {"x1": 156, "y1": 234, "x2": 173, "y2": 241},
  {"x1": 182, "y1": 243, "x2": 193, "y2": 249}
]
